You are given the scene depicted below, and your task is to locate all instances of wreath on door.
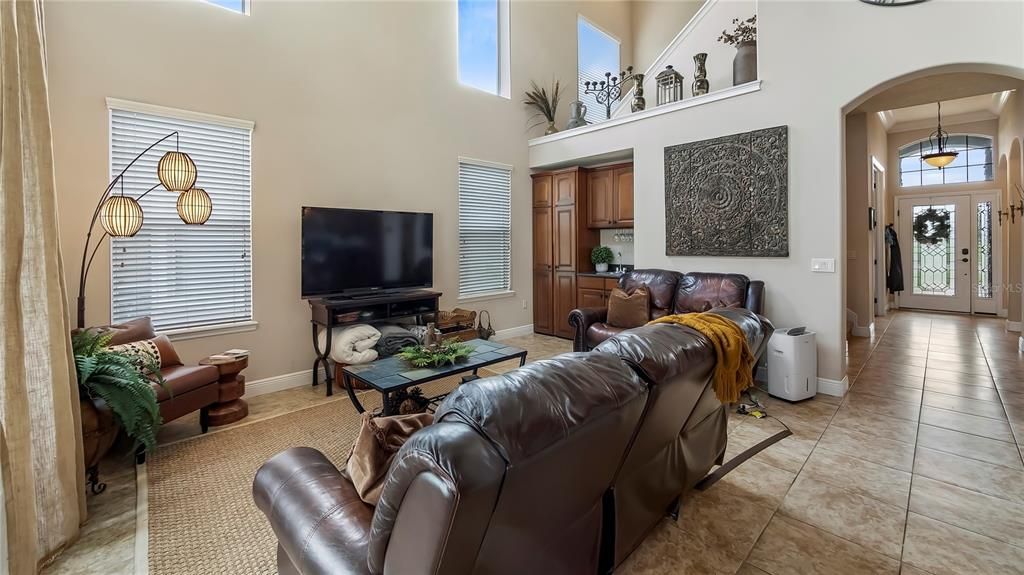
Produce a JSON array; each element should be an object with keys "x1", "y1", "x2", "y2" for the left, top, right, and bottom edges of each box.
[{"x1": 912, "y1": 207, "x2": 951, "y2": 245}]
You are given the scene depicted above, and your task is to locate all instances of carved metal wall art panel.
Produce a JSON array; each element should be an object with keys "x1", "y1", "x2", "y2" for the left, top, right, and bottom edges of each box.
[{"x1": 664, "y1": 125, "x2": 788, "y2": 257}]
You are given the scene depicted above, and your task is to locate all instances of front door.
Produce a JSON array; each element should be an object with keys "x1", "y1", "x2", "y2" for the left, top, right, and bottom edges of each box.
[{"x1": 898, "y1": 195, "x2": 972, "y2": 312}]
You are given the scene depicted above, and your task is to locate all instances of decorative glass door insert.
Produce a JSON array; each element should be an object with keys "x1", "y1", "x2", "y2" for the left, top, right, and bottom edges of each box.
[{"x1": 911, "y1": 204, "x2": 956, "y2": 296}]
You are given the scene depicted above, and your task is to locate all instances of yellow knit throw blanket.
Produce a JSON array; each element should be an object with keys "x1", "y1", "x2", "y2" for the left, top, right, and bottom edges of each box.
[{"x1": 647, "y1": 312, "x2": 755, "y2": 403}]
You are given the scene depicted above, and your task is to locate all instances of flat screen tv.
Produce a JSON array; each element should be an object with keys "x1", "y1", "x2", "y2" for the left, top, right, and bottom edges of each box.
[{"x1": 301, "y1": 207, "x2": 433, "y2": 298}]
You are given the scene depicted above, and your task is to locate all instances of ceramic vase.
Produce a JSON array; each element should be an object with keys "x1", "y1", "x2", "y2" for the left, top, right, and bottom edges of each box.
[
  {"x1": 596, "y1": 263, "x2": 609, "y2": 273},
  {"x1": 545, "y1": 121, "x2": 559, "y2": 135},
  {"x1": 733, "y1": 41, "x2": 757, "y2": 85},
  {"x1": 631, "y1": 74, "x2": 646, "y2": 112},
  {"x1": 567, "y1": 101, "x2": 589, "y2": 129},
  {"x1": 692, "y1": 53, "x2": 710, "y2": 96}
]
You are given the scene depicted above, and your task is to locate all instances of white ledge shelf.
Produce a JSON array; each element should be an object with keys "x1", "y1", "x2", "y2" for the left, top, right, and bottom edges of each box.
[{"x1": 528, "y1": 80, "x2": 761, "y2": 147}]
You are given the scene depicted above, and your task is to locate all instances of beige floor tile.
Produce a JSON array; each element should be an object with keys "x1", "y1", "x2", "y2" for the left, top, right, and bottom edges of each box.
[
  {"x1": 903, "y1": 512, "x2": 1024, "y2": 575},
  {"x1": 726, "y1": 423, "x2": 816, "y2": 474},
  {"x1": 747, "y1": 515, "x2": 900, "y2": 575},
  {"x1": 899, "y1": 565, "x2": 933, "y2": 575},
  {"x1": 914, "y1": 446, "x2": 1024, "y2": 504},
  {"x1": 909, "y1": 475, "x2": 1024, "y2": 547},
  {"x1": 830, "y1": 404, "x2": 918, "y2": 444},
  {"x1": 922, "y1": 380, "x2": 1001, "y2": 401},
  {"x1": 999, "y1": 389, "x2": 1024, "y2": 407},
  {"x1": 924, "y1": 369, "x2": 994, "y2": 386},
  {"x1": 921, "y1": 391, "x2": 1007, "y2": 419},
  {"x1": 675, "y1": 487, "x2": 776, "y2": 574},
  {"x1": 779, "y1": 475, "x2": 906, "y2": 558},
  {"x1": 849, "y1": 381, "x2": 923, "y2": 404},
  {"x1": 736, "y1": 564, "x2": 771, "y2": 575},
  {"x1": 919, "y1": 406, "x2": 1014, "y2": 442},
  {"x1": 801, "y1": 447, "x2": 912, "y2": 508},
  {"x1": 718, "y1": 457, "x2": 797, "y2": 511},
  {"x1": 917, "y1": 424, "x2": 1023, "y2": 469},
  {"x1": 842, "y1": 393, "x2": 921, "y2": 422},
  {"x1": 816, "y1": 425, "x2": 915, "y2": 472}
]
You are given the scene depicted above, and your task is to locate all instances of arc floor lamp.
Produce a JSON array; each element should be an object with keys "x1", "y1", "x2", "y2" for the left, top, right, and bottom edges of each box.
[{"x1": 76, "y1": 132, "x2": 213, "y2": 329}]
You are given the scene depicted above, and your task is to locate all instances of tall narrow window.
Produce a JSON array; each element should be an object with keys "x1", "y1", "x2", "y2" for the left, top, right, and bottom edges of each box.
[
  {"x1": 578, "y1": 17, "x2": 621, "y2": 124},
  {"x1": 109, "y1": 102, "x2": 253, "y2": 332},
  {"x1": 458, "y1": 159, "x2": 512, "y2": 298},
  {"x1": 458, "y1": 0, "x2": 510, "y2": 97},
  {"x1": 201, "y1": 0, "x2": 247, "y2": 14}
]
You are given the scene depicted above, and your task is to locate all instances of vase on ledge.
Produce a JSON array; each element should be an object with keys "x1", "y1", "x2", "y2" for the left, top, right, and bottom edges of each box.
[
  {"x1": 692, "y1": 53, "x2": 710, "y2": 96},
  {"x1": 733, "y1": 41, "x2": 757, "y2": 85},
  {"x1": 545, "y1": 121, "x2": 559, "y2": 135}
]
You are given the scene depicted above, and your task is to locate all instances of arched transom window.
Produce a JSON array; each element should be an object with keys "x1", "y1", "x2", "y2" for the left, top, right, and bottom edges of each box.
[{"x1": 899, "y1": 134, "x2": 994, "y2": 187}]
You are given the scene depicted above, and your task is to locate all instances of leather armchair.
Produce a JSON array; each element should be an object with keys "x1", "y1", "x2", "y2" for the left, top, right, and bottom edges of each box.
[
  {"x1": 254, "y1": 352, "x2": 649, "y2": 575},
  {"x1": 594, "y1": 308, "x2": 772, "y2": 569},
  {"x1": 570, "y1": 269, "x2": 766, "y2": 352}
]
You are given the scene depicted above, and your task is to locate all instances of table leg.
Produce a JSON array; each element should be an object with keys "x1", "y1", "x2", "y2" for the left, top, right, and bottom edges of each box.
[
  {"x1": 381, "y1": 391, "x2": 393, "y2": 416},
  {"x1": 341, "y1": 372, "x2": 365, "y2": 414},
  {"x1": 311, "y1": 323, "x2": 322, "y2": 387},
  {"x1": 519, "y1": 354, "x2": 527, "y2": 367}
]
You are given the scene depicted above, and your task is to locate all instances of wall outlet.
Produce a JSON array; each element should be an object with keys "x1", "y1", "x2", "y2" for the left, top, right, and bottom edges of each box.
[{"x1": 811, "y1": 258, "x2": 835, "y2": 273}]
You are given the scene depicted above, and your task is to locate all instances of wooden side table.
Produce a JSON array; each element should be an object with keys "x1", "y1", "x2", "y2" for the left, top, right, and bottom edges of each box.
[{"x1": 199, "y1": 355, "x2": 249, "y2": 426}]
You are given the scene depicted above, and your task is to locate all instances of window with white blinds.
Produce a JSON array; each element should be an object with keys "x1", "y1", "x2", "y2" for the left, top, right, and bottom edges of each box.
[
  {"x1": 578, "y1": 16, "x2": 622, "y2": 124},
  {"x1": 109, "y1": 104, "x2": 253, "y2": 332},
  {"x1": 458, "y1": 159, "x2": 512, "y2": 298}
]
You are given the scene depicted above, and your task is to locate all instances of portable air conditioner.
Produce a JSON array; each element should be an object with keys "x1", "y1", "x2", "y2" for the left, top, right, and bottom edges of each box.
[{"x1": 766, "y1": 328, "x2": 817, "y2": 402}]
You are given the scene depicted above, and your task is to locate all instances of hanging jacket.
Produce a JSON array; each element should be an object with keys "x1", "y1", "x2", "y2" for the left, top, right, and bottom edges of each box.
[{"x1": 885, "y1": 224, "x2": 904, "y2": 293}]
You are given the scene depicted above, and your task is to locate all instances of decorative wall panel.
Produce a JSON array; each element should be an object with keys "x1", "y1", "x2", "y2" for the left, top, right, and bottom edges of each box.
[{"x1": 664, "y1": 125, "x2": 788, "y2": 257}]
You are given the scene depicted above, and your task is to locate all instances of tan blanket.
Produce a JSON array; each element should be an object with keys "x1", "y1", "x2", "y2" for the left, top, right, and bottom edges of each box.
[
  {"x1": 344, "y1": 412, "x2": 433, "y2": 505},
  {"x1": 647, "y1": 312, "x2": 755, "y2": 404}
]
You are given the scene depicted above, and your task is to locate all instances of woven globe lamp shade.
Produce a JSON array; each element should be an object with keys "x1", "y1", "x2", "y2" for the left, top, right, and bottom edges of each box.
[
  {"x1": 158, "y1": 151, "x2": 197, "y2": 192},
  {"x1": 100, "y1": 195, "x2": 144, "y2": 237},
  {"x1": 177, "y1": 188, "x2": 213, "y2": 225}
]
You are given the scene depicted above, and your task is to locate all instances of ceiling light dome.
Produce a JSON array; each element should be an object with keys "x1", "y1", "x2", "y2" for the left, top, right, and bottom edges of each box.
[
  {"x1": 158, "y1": 151, "x2": 197, "y2": 192},
  {"x1": 177, "y1": 188, "x2": 212, "y2": 225},
  {"x1": 100, "y1": 195, "x2": 144, "y2": 237}
]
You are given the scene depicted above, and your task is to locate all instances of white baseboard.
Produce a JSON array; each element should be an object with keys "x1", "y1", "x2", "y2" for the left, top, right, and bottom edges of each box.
[
  {"x1": 1007, "y1": 320, "x2": 1022, "y2": 333},
  {"x1": 851, "y1": 322, "x2": 874, "y2": 338},
  {"x1": 246, "y1": 368, "x2": 322, "y2": 398},
  {"x1": 492, "y1": 323, "x2": 534, "y2": 340},
  {"x1": 817, "y1": 376, "x2": 849, "y2": 397}
]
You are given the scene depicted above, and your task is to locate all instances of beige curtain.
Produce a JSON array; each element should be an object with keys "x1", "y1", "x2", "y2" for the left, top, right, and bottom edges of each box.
[{"x1": 0, "y1": 1, "x2": 86, "y2": 573}]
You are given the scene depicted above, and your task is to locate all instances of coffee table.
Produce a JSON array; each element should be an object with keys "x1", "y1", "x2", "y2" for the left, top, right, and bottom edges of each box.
[{"x1": 340, "y1": 339, "x2": 527, "y2": 416}]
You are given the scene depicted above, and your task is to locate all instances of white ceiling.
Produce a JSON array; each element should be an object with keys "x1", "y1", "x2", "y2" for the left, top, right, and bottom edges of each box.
[{"x1": 881, "y1": 91, "x2": 1012, "y2": 132}]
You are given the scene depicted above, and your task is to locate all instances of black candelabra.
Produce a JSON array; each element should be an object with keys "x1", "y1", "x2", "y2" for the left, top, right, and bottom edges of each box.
[{"x1": 584, "y1": 66, "x2": 644, "y2": 120}]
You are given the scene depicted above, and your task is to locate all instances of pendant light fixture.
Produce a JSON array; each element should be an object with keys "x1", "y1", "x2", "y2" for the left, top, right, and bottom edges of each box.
[
  {"x1": 100, "y1": 181, "x2": 144, "y2": 237},
  {"x1": 922, "y1": 101, "x2": 958, "y2": 169},
  {"x1": 177, "y1": 187, "x2": 213, "y2": 225}
]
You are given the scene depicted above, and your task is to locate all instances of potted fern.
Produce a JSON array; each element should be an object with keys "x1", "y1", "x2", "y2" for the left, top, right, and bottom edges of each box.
[
  {"x1": 524, "y1": 80, "x2": 562, "y2": 135},
  {"x1": 74, "y1": 329, "x2": 165, "y2": 490}
]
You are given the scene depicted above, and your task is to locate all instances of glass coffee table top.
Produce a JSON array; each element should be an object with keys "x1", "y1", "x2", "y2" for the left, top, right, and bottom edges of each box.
[{"x1": 342, "y1": 339, "x2": 527, "y2": 393}]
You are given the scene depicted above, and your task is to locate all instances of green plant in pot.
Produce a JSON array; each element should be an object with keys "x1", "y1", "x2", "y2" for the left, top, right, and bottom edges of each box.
[
  {"x1": 524, "y1": 80, "x2": 562, "y2": 135},
  {"x1": 73, "y1": 330, "x2": 166, "y2": 455},
  {"x1": 718, "y1": 15, "x2": 757, "y2": 86},
  {"x1": 591, "y1": 245, "x2": 615, "y2": 273}
]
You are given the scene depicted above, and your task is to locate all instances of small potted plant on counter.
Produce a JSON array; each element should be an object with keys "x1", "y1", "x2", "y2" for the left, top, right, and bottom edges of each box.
[{"x1": 591, "y1": 245, "x2": 615, "y2": 273}]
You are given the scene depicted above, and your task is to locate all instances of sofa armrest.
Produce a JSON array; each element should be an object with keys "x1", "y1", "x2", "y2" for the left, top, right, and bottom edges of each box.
[
  {"x1": 745, "y1": 281, "x2": 765, "y2": 316},
  {"x1": 568, "y1": 307, "x2": 608, "y2": 352},
  {"x1": 253, "y1": 447, "x2": 374, "y2": 575}
]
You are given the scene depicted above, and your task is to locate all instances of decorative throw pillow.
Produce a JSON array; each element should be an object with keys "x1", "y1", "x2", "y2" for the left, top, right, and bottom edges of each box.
[
  {"x1": 106, "y1": 335, "x2": 181, "y2": 371},
  {"x1": 102, "y1": 317, "x2": 157, "y2": 346},
  {"x1": 607, "y1": 286, "x2": 650, "y2": 328},
  {"x1": 344, "y1": 412, "x2": 434, "y2": 505}
]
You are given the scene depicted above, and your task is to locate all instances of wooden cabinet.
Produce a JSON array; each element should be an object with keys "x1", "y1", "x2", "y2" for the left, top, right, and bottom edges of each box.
[
  {"x1": 586, "y1": 163, "x2": 634, "y2": 229},
  {"x1": 554, "y1": 271, "x2": 577, "y2": 339},
  {"x1": 531, "y1": 168, "x2": 598, "y2": 337},
  {"x1": 576, "y1": 275, "x2": 619, "y2": 312}
]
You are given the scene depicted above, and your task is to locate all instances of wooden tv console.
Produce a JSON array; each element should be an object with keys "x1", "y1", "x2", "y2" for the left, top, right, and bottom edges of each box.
[{"x1": 308, "y1": 290, "x2": 442, "y2": 396}]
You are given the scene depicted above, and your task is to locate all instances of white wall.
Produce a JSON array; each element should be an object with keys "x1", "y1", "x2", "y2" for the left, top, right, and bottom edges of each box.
[
  {"x1": 630, "y1": 0, "x2": 706, "y2": 74},
  {"x1": 45, "y1": 0, "x2": 633, "y2": 381},
  {"x1": 530, "y1": 0, "x2": 1024, "y2": 381},
  {"x1": 997, "y1": 89, "x2": 1024, "y2": 327}
]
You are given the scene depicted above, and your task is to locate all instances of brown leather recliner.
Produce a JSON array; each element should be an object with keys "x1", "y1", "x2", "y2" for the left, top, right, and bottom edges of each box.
[
  {"x1": 594, "y1": 307, "x2": 772, "y2": 569},
  {"x1": 253, "y1": 353, "x2": 649, "y2": 575},
  {"x1": 569, "y1": 269, "x2": 765, "y2": 352}
]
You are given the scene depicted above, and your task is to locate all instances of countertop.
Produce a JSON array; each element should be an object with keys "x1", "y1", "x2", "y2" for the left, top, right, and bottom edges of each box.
[{"x1": 577, "y1": 271, "x2": 626, "y2": 279}]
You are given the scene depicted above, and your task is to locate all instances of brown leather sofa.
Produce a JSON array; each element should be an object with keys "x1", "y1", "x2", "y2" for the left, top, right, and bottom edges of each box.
[
  {"x1": 569, "y1": 269, "x2": 765, "y2": 352},
  {"x1": 252, "y1": 308, "x2": 771, "y2": 575},
  {"x1": 101, "y1": 317, "x2": 219, "y2": 435}
]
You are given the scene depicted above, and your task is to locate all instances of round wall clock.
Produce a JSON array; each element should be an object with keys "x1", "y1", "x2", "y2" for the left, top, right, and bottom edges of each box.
[{"x1": 859, "y1": 0, "x2": 930, "y2": 5}]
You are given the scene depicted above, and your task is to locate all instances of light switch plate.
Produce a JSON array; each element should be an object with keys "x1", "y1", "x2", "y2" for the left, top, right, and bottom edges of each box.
[{"x1": 811, "y1": 258, "x2": 836, "y2": 273}]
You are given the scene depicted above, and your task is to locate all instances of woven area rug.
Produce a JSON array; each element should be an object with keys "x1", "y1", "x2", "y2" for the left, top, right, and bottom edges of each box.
[{"x1": 146, "y1": 377, "x2": 461, "y2": 575}]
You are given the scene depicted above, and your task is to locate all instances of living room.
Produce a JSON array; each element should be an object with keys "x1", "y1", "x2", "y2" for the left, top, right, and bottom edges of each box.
[{"x1": 4, "y1": 1, "x2": 1024, "y2": 574}]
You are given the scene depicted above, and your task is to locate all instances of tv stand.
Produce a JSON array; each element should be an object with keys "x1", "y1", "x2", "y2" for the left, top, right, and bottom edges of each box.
[{"x1": 308, "y1": 289, "x2": 442, "y2": 396}]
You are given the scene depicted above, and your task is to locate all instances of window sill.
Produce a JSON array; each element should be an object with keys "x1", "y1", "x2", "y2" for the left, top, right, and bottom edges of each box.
[
  {"x1": 457, "y1": 290, "x2": 516, "y2": 304},
  {"x1": 165, "y1": 320, "x2": 259, "y2": 342}
]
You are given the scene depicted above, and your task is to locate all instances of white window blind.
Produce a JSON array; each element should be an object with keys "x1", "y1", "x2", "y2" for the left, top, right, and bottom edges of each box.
[
  {"x1": 458, "y1": 160, "x2": 512, "y2": 298},
  {"x1": 578, "y1": 17, "x2": 622, "y2": 124},
  {"x1": 109, "y1": 106, "x2": 253, "y2": 331}
]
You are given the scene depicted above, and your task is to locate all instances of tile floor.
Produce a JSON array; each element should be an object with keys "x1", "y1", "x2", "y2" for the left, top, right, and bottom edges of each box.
[{"x1": 44, "y1": 314, "x2": 1024, "y2": 574}]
